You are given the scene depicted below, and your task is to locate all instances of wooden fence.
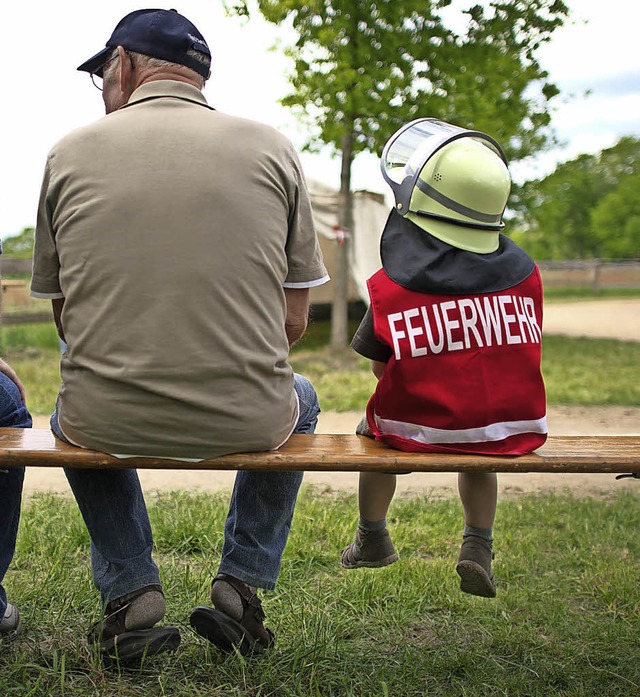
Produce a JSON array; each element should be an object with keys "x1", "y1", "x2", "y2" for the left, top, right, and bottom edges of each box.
[{"x1": 538, "y1": 259, "x2": 640, "y2": 293}]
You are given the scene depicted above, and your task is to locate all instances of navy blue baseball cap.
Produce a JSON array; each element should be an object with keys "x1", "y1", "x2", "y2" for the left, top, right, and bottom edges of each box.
[{"x1": 77, "y1": 8, "x2": 211, "y2": 79}]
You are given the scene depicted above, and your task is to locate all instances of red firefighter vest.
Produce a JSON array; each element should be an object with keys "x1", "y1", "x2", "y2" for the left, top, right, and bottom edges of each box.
[{"x1": 366, "y1": 267, "x2": 547, "y2": 455}]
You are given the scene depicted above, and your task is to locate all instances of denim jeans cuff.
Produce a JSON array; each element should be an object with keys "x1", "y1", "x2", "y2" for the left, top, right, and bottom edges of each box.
[
  {"x1": 101, "y1": 574, "x2": 164, "y2": 606},
  {"x1": 216, "y1": 564, "x2": 277, "y2": 591}
]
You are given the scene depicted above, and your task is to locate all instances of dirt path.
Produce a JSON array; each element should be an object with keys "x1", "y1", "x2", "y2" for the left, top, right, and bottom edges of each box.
[
  {"x1": 22, "y1": 299, "x2": 640, "y2": 499},
  {"x1": 543, "y1": 298, "x2": 640, "y2": 341}
]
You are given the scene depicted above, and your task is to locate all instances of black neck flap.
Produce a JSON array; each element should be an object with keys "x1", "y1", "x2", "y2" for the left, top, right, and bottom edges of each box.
[{"x1": 380, "y1": 209, "x2": 535, "y2": 295}]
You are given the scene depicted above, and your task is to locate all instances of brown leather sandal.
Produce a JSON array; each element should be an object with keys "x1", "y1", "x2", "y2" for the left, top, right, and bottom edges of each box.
[{"x1": 189, "y1": 574, "x2": 274, "y2": 656}]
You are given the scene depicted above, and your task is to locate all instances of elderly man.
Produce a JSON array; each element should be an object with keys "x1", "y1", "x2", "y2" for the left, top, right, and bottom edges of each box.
[{"x1": 31, "y1": 9, "x2": 328, "y2": 661}]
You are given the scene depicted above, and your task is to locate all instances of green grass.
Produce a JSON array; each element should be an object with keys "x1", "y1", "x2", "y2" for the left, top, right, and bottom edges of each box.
[
  {"x1": 290, "y1": 335, "x2": 640, "y2": 410},
  {"x1": 0, "y1": 324, "x2": 61, "y2": 415},
  {"x1": 2, "y1": 488, "x2": 638, "y2": 696},
  {"x1": 543, "y1": 287, "x2": 640, "y2": 301},
  {"x1": 1, "y1": 299, "x2": 638, "y2": 694},
  {"x1": 0, "y1": 323, "x2": 60, "y2": 352},
  {"x1": 542, "y1": 336, "x2": 640, "y2": 405},
  {"x1": 291, "y1": 316, "x2": 640, "y2": 408},
  {"x1": 1, "y1": 320, "x2": 639, "y2": 415}
]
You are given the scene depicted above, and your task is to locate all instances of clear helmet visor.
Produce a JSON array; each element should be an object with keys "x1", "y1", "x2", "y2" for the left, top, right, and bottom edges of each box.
[
  {"x1": 382, "y1": 119, "x2": 467, "y2": 184},
  {"x1": 381, "y1": 118, "x2": 507, "y2": 212}
]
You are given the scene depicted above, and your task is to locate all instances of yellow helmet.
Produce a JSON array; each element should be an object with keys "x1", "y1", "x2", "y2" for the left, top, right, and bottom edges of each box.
[{"x1": 381, "y1": 118, "x2": 511, "y2": 253}]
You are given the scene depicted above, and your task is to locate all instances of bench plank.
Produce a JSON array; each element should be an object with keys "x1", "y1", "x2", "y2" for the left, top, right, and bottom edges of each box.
[{"x1": 0, "y1": 429, "x2": 638, "y2": 474}]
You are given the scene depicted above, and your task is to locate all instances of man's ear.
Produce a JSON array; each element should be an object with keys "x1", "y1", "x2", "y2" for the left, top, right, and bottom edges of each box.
[{"x1": 116, "y1": 45, "x2": 133, "y2": 93}]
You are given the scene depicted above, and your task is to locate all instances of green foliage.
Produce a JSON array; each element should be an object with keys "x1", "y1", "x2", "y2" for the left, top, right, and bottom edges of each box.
[
  {"x1": 591, "y1": 172, "x2": 640, "y2": 258},
  {"x1": 2, "y1": 489, "x2": 639, "y2": 695},
  {"x1": 228, "y1": 0, "x2": 568, "y2": 163},
  {"x1": 1, "y1": 227, "x2": 34, "y2": 259},
  {"x1": 514, "y1": 136, "x2": 640, "y2": 260}
]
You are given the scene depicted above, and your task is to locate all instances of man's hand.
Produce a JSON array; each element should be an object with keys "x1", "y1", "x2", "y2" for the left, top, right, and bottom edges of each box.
[
  {"x1": 284, "y1": 287, "x2": 310, "y2": 348},
  {"x1": 0, "y1": 358, "x2": 26, "y2": 403}
]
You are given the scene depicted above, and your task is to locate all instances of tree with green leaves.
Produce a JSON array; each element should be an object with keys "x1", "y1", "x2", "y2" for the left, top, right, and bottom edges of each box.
[
  {"x1": 515, "y1": 136, "x2": 640, "y2": 259},
  {"x1": 227, "y1": 0, "x2": 569, "y2": 344},
  {"x1": 590, "y1": 172, "x2": 640, "y2": 259},
  {"x1": 1, "y1": 227, "x2": 34, "y2": 259}
]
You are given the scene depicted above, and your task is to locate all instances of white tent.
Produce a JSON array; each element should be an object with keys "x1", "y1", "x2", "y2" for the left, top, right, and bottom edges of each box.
[{"x1": 306, "y1": 179, "x2": 389, "y2": 305}]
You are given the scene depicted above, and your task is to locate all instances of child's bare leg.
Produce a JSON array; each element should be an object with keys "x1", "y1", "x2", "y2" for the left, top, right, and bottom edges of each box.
[
  {"x1": 458, "y1": 471, "x2": 497, "y2": 529},
  {"x1": 358, "y1": 471, "x2": 397, "y2": 524},
  {"x1": 340, "y1": 472, "x2": 399, "y2": 569},
  {"x1": 456, "y1": 472, "x2": 498, "y2": 598}
]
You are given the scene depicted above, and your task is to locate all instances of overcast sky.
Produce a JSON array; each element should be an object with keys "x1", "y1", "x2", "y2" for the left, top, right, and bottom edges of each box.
[{"x1": 1, "y1": 0, "x2": 638, "y2": 237}]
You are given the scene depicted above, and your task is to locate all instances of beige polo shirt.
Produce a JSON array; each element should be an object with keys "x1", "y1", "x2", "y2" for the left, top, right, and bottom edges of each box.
[{"x1": 31, "y1": 81, "x2": 328, "y2": 459}]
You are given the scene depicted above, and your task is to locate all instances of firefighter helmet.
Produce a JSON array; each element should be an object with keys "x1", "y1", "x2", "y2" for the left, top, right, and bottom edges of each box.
[{"x1": 381, "y1": 118, "x2": 511, "y2": 253}]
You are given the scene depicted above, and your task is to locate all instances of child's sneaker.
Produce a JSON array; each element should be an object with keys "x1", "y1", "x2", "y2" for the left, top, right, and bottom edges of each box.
[
  {"x1": 456, "y1": 537, "x2": 496, "y2": 598},
  {"x1": 341, "y1": 526, "x2": 399, "y2": 569}
]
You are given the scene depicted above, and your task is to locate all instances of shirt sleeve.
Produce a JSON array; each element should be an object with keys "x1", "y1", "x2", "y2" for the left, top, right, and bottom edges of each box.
[
  {"x1": 30, "y1": 155, "x2": 64, "y2": 299},
  {"x1": 283, "y1": 144, "x2": 329, "y2": 288},
  {"x1": 350, "y1": 305, "x2": 392, "y2": 362}
]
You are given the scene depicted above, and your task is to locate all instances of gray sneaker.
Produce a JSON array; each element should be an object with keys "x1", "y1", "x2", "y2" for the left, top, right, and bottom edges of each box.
[
  {"x1": 456, "y1": 537, "x2": 496, "y2": 598},
  {"x1": 0, "y1": 603, "x2": 21, "y2": 637},
  {"x1": 341, "y1": 526, "x2": 399, "y2": 569}
]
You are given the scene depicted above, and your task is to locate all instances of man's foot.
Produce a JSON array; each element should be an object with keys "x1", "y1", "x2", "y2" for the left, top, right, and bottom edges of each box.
[
  {"x1": 88, "y1": 585, "x2": 180, "y2": 663},
  {"x1": 340, "y1": 526, "x2": 399, "y2": 569},
  {"x1": 456, "y1": 537, "x2": 496, "y2": 598},
  {"x1": 0, "y1": 603, "x2": 21, "y2": 637},
  {"x1": 189, "y1": 574, "x2": 274, "y2": 656}
]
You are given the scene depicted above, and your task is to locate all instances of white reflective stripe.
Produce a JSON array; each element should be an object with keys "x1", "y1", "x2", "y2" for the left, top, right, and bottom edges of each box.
[{"x1": 374, "y1": 414, "x2": 548, "y2": 445}]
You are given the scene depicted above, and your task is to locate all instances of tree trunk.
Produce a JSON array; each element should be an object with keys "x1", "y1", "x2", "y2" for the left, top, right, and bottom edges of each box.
[{"x1": 330, "y1": 127, "x2": 354, "y2": 348}]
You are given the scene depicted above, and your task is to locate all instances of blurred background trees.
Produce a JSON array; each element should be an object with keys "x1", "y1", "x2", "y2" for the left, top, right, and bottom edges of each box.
[{"x1": 509, "y1": 136, "x2": 640, "y2": 260}]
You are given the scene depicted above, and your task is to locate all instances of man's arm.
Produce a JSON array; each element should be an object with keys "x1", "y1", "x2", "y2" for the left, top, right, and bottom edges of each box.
[
  {"x1": 284, "y1": 287, "x2": 309, "y2": 348},
  {"x1": 52, "y1": 298, "x2": 66, "y2": 344}
]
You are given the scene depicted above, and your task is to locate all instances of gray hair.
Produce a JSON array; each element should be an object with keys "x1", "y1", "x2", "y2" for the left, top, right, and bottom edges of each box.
[
  {"x1": 130, "y1": 50, "x2": 209, "y2": 86},
  {"x1": 102, "y1": 48, "x2": 210, "y2": 86}
]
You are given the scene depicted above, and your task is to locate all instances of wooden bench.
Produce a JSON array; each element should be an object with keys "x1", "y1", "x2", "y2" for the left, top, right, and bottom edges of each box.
[{"x1": 0, "y1": 429, "x2": 638, "y2": 477}]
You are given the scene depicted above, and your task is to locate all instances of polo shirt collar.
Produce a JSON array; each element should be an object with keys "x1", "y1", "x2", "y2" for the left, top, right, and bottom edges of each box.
[{"x1": 122, "y1": 80, "x2": 210, "y2": 109}]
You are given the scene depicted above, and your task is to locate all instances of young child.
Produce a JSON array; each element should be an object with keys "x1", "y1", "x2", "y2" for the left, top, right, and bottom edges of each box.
[{"x1": 341, "y1": 118, "x2": 547, "y2": 598}]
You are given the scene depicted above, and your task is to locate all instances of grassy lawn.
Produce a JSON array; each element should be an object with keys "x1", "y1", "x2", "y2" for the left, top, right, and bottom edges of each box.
[
  {"x1": 0, "y1": 295, "x2": 638, "y2": 694},
  {"x1": 542, "y1": 287, "x2": 640, "y2": 302},
  {"x1": 1, "y1": 488, "x2": 638, "y2": 696}
]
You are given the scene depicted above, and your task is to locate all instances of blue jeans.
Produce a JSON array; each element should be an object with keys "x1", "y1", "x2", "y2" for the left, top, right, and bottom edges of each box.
[
  {"x1": 218, "y1": 373, "x2": 320, "y2": 589},
  {"x1": 52, "y1": 373, "x2": 320, "y2": 601},
  {"x1": 0, "y1": 373, "x2": 33, "y2": 617}
]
